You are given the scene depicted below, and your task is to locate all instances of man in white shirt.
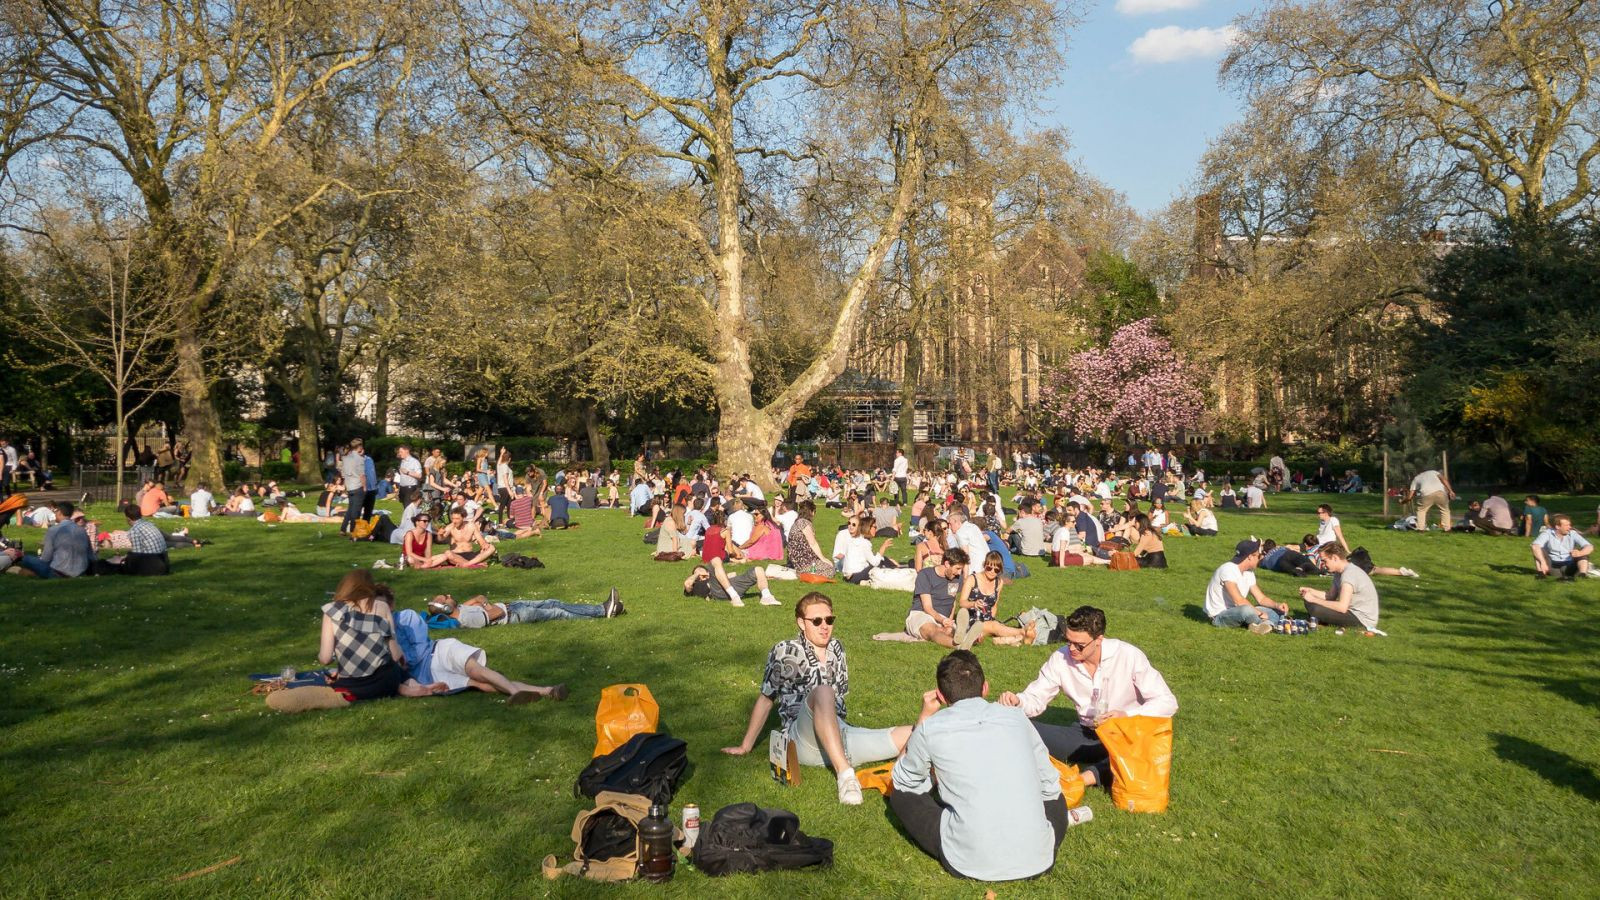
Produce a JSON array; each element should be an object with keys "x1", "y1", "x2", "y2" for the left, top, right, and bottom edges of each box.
[
  {"x1": 726, "y1": 498, "x2": 755, "y2": 547},
  {"x1": 1532, "y1": 514, "x2": 1595, "y2": 579},
  {"x1": 1000, "y1": 606, "x2": 1178, "y2": 791},
  {"x1": 394, "y1": 445, "x2": 423, "y2": 507},
  {"x1": 1406, "y1": 468, "x2": 1456, "y2": 531},
  {"x1": 892, "y1": 449, "x2": 910, "y2": 504},
  {"x1": 188, "y1": 484, "x2": 215, "y2": 518},
  {"x1": 891, "y1": 650, "x2": 1067, "y2": 882},
  {"x1": 772, "y1": 496, "x2": 797, "y2": 543},
  {"x1": 946, "y1": 508, "x2": 989, "y2": 577},
  {"x1": 1204, "y1": 539, "x2": 1288, "y2": 633},
  {"x1": 737, "y1": 475, "x2": 765, "y2": 502},
  {"x1": 1244, "y1": 483, "x2": 1266, "y2": 509}
]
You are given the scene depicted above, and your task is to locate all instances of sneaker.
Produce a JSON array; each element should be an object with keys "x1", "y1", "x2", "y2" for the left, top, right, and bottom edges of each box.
[
  {"x1": 1399, "y1": 567, "x2": 1420, "y2": 578},
  {"x1": 769, "y1": 730, "x2": 800, "y2": 786},
  {"x1": 759, "y1": 592, "x2": 781, "y2": 606},
  {"x1": 730, "y1": 597, "x2": 745, "y2": 608},
  {"x1": 603, "y1": 588, "x2": 624, "y2": 618},
  {"x1": 1249, "y1": 622, "x2": 1273, "y2": 635},
  {"x1": 1585, "y1": 569, "x2": 1600, "y2": 579},
  {"x1": 954, "y1": 608, "x2": 979, "y2": 651},
  {"x1": 836, "y1": 771, "x2": 864, "y2": 806}
]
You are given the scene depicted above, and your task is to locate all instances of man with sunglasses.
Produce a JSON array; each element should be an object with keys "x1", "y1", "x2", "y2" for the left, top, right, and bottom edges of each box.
[
  {"x1": 999, "y1": 606, "x2": 1177, "y2": 791},
  {"x1": 722, "y1": 592, "x2": 914, "y2": 805}
]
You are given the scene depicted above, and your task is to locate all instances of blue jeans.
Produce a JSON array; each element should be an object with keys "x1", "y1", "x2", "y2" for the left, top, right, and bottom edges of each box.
[
  {"x1": 1211, "y1": 604, "x2": 1283, "y2": 628},
  {"x1": 394, "y1": 609, "x2": 435, "y2": 681},
  {"x1": 17, "y1": 555, "x2": 61, "y2": 578},
  {"x1": 505, "y1": 599, "x2": 605, "y2": 623},
  {"x1": 341, "y1": 489, "x2": 366, "y2": 533}
]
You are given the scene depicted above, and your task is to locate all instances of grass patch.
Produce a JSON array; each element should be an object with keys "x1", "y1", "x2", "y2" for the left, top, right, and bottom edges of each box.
[{"x1": 3, "y1": 491, "x2": 1599, "y2": 896}]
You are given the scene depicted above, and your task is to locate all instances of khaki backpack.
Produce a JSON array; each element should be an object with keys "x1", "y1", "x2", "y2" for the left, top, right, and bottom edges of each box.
[{"x1": 541, "y1": 791, "x2": 663, "y2": 882}]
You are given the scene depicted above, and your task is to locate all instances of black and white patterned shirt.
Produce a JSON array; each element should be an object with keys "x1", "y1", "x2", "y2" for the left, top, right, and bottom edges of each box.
[
  {"x1": 761, "y1": 636, "x2": 849, "y2": 730},
  {"x1": 128, "y1": 519, "x2": 166, "y2": 555},
  {"x1": 322, "y1": 602, "x2": 393, "y2": 678}
]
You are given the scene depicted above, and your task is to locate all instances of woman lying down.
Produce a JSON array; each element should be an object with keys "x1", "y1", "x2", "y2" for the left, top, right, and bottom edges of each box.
[{"x1": 264, "y1": 571, "x2": 567, "y2": 712}]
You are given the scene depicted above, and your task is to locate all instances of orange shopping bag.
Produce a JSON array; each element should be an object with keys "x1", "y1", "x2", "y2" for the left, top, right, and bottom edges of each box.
[
  {"x1": 1097, "y1": 716, "x2": 1173, "y2": 812},
  {"x1": 856, "y1": 762, "x2": 896, "y2": 796},
  {"x1": 593, "y1": 684, "x2": 660, "y2": 757},
  {"x1": 1048, "y1": 757, "x2": 1087, "y2": 807}
]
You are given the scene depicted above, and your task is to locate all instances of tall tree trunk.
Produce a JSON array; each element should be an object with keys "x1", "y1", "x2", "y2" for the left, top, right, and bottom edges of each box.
[
  {"x1": 296, "y1": 404, "x2": 322, "y2": 484},
  {"x1": 371, "y1": 351, "x2": 390, "y2": 436},
  {"x1": 582, "y1": 401, "x2": 611, "y2": 470},
  {"x1": 898, "y1": 335, "x2": 920, "y2": 456},
  {"x1": 174, "y1": 323, "x2": 224, "y2": 491}
]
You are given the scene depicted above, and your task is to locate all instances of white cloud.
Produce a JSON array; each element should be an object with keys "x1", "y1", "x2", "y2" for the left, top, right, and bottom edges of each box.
[
  {"x1": 1128, "y1": 25, "x2": 1239, "y2": 63},
  {"x1": 1115, "y1": 0, "x2": 1204, "y2": 14}
]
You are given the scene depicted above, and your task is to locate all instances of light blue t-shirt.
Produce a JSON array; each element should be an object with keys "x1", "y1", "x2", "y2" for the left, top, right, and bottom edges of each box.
[
  {"x1": 891, "y1": 698, "x2": 1060, "y2": 881},
  {"x1": 1533, "y1": 529, "x2": 1590, "y2": 563}
]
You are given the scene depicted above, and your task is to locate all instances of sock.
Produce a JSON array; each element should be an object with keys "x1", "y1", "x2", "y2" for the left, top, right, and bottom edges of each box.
[
  {"x1": 761, "y1": 589, "x2": 775, "y2": 600},
  {"x1": 837, "y1": 766, "x2": 856, "y2": 781}
]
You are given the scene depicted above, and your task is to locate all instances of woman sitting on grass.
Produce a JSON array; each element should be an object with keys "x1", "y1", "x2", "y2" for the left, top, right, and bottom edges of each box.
[
  {"x1": 403, "y1": 513, "x2": 448, "y2": 568},
  {"x1": 1133, "y1": 514, "x2": 1167, "y2": 568},
  {"x1": 320, "y1": 571, "x2": 448, "y2": 702},
  {"x1": 1183, "y1": 501, "x2": 1218, "y2": 536},
  {"x1": 785, "y1": 500, "x2": 836, "y2": 579},
  {"x1": 952, "y1": 550, "x2": 1035, "y2": 647}
]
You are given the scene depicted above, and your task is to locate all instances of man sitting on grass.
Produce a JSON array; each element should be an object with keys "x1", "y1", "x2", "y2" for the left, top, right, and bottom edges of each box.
[
  {"x1": 1204, "y1": 538, "x2": 1288, "y2": 634},
  {"x1": 9, "y1": 501, "x2": 92, "y2": 579},
  {"x1": 890, "y1": 650, "x2": 1067, "y2": 882},
  {"x1": 1297, "y1": 544, "x2": 1382, "y2": 630},
  {"x1": 1532, "y1": 514, "x2": 1595, "y2": 580},
  {"x1": 722, "y1": 592, "x2": 914, "y2": 805},
  {"x1": 426, "y1": 590, "x2": 624, "y2": 624},
  {"x1": 906, "y1": 548, "x2": 969, "y2": 647},
  {"x1": 682, "y1": 557, "x2": 780, "y2": 607},
  {"x1": 1000, "y1": 606, "x2": 1178, "y2": 792}
]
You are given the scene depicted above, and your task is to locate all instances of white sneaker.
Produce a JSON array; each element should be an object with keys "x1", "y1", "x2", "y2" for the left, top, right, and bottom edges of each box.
[
  {"x1": 1585, "y1": 569, "x2": 1600, "y2": 579},
  {"x1": 729, "y1": 597, "x2": 745, "y2": 608},
  {"x1": 1399, "y1": 567, "x2": 1420, "y2": 578},
  {"x1": 759, "y1": 591, "x2": 781, "y2": 606},
  {"x1": 836, "y1": 771, "x2": 863, "y2": 805}
]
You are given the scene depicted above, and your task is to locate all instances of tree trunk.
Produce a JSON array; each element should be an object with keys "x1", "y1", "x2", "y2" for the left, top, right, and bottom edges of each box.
[
  {"x1": 114, "y1": 395, "x2": 126, "y2": 508},
  {"x1": 296, "y1": 404, "x2": 322, "y2": 484},
  {"x1": 898, "y1": 335, "x2": 920, "y2": 456},
  {"x1": 371, "y1": 351, "x2": 390, "y2": 436},
  {"x1": 582, "y1": 401, "x2": 611, "y2": 470},
  {"x1": 715, "y1": 402, "x2": 782, "y2": 485},
  {"x1": 174, "y1": 322, "x2": 224, "y2": 491}
]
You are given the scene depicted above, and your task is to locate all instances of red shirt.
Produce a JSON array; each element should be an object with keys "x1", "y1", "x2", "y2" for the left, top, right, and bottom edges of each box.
[{"x1": 701, "y1": 526, "x2": 727, "y2": 563}]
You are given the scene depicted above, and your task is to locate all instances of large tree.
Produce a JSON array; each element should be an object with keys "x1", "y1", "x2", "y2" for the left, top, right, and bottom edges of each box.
[
  {"x1": 458, "y1": 0, "x2": 1066, "y2": 486},
  {"x1": 0, "y1": 0, "x2": 413, "y2": 488},
  {"x1": 1224, "y1": 0, "x2": 1600, "y2": 223}
]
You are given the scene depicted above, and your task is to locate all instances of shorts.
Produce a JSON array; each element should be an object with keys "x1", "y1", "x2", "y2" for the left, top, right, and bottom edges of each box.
[
  {"x1": 429, "y1": 637, "x2": 486, "y2": 691},
  {"x1": 710, "y1": 570, "x2": 759, "y2": 600},
  {"x1": 789, "y1": 695, "x2": 901, "y2": 768},
  {"x1": 905, "y1": 609, "x2": 938, "y2": 639}
]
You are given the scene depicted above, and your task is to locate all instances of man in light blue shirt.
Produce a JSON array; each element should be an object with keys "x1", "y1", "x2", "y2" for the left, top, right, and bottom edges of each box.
[
  {"x1": 890, "y1": 650, "x2": 1067, "y2": 882},
  {"x1": 629, "y1": 478, "x2": 654, "y2": 516},
  {"x1": 1532, "y1": 514, "x2": 1595, "y2": 579}
]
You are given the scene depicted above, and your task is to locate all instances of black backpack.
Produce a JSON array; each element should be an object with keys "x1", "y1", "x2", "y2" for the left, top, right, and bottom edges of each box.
[
  {"x1": 500, "y1": 551, "x2": 545, "y2": 569},
  {"x1": 691, "y1": 803, "x2": 834, "y2": 876},
  {"x1": 574, "y1": 732, "x2": 688, "y2": 806}
]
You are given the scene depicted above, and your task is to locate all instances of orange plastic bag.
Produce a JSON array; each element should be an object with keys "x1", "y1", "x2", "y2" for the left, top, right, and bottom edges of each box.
[
  {"x1": 1097, "y1": 715, "x2": 1173, "y2": 812},
  {"x1": 593, "y1": 684, "x2": 660, "y2": 757},
  {"x1": 1048, "y1": 757, "x2": 1087, "y2": 807},
  {"x1": 856, "y1": 762, "x2": 896, "y2": 796}
]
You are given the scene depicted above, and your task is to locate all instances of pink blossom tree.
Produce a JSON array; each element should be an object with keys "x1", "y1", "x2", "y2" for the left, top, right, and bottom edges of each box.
[{"x1": 1039, "y1": 318, "x2": 1204, "y2": 442}]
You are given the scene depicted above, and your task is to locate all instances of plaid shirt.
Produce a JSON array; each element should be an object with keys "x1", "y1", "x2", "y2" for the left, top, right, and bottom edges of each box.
[
  {"x1": 761, "y1": 637, "x2": 849, "y2": 730},
  {"x1": 128, "y1": 519, "x2": 166, "y2": 555},
  {"x1": 323, "y1": 602, "x2": 394, "y2": 678}
]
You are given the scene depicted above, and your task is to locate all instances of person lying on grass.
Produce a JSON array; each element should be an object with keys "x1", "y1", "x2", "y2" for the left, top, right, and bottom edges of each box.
[
  {"x1": 315, "y1": 570, "x2": 452, "y2": 703},
  {"x1": 892, "y1": 650, "x2": 1067, "y2": 882},
  {"x1": 1531, "y1": 514, "x2": 1595, "y2": 580},
  {"x1": 999, "y1": 605, "x2": 1178, "y2": 791},
  {"x1": 425, "y1": 590, "x2": 624, "y2": 625},
  {"x1": 1204, "y1": 539, "x2": 1288, "y2": 634},
  {"x1": 682, "y1": 558, "x2": 779, "y2": 607},
  {"x1": 441, "y1": 506, "x2": 495, "y2": 567},
  {"x1": 1296, "y1": 535, "x2": 1419, "y2": 579},
  {"x1": 1297, "y1": 544, "x2": 1381, "y2": 631},
  {"x1": 389, "y1": 589, "x2": 567, "y2": 705},
  {"x1": 722, "y1": 592, "x2": 914, "y2": 805}
]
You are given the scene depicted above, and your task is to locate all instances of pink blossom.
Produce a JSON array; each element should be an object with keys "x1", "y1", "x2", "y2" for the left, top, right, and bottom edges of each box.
[{"x1": 1039, "y1": 318, "x2": 1204, "y2": 441}]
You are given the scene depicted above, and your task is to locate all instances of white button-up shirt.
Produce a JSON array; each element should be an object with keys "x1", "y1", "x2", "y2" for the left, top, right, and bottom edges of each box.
[{"x1": 1015, "y1": 638, "x2": 1178, "y2": 723}]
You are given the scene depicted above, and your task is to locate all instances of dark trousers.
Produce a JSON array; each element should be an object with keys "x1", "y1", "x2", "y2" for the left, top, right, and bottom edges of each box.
[
  {"x1": 896, "y1": 477, "x2": 908, "y2": 505},
  {"x1": 1032, "y1": 721, "x2": 1111, "y2": 788},
  {"x1": 342, "y1": 489, "x2": 367, "y2": 533},
  {"x1": 360, "y1": 489, "x2": 376, "y2": 519},
  {"x1": 888, "y1": 788, "x2": 1068, "y2": 880},
  {"x1": 397, "y1": 484, "x2": 420, "y2": 508},
  {"x1": 1304, "y1": 599, "x2": 1363, "y2": 628}
]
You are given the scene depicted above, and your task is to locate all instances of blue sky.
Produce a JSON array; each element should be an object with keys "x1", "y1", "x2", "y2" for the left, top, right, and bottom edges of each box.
[{"x1": 1035, "y1": 0, "x2": 1262, "y2": 214}]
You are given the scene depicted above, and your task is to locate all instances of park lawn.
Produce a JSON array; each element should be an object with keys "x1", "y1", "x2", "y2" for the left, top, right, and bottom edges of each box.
[{"x1": 2, "y1": 491, "x2": 1599, "y2": 898}]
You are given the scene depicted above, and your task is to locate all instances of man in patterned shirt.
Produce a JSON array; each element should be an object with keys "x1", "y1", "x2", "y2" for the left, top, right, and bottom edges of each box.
[{"x1": 721, "y1": 592, "x2": 914, "y2": 805}]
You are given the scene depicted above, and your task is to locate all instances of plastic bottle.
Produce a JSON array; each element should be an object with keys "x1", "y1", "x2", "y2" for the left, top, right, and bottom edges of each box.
[
  {"x1": 1084, "y1": 687, "x2": 1101, "y2": 725},
  {"x1": 638, "y1": 804, "x2": 674, "y2": 883}
]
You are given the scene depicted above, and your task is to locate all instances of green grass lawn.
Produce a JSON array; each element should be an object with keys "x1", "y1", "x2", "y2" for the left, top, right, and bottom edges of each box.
[{"x1": 3, "y1": 490, "x2": 1599, "y2": 897}]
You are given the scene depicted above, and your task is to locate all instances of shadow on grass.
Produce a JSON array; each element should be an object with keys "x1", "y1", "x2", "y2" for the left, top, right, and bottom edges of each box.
[
  {"x1": 1180, "y1": 604, "x2": 1210, "y2": 625},
  {"x1": 1485, "y1": 564, "x2": 1535, "y2": 576},
  {"x1": 1492, "y1": 733, "x2": 1600, "y2": 802}
]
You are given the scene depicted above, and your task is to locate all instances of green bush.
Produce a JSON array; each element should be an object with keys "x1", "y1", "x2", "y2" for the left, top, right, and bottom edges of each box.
[
  {"x1": 260, "y1": 462, "x2": 296, "y2": 481},
  {"x1": 364, "y1": 435, "x2": 464, "y2": 463}
]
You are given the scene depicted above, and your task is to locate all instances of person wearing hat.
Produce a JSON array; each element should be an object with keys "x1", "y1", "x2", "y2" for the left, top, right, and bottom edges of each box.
[{"x1": 1203, "y1": 538, "x2": 1288, "y2": 633}]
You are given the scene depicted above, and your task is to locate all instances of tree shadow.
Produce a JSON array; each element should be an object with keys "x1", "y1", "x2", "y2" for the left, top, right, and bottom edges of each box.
[
  {"x1": 1492, "y1": 733, "x2": 1600, "y2": 802},
  {"x1": 1539, "y1": 677, "x2": 1600, "y2": 713}
]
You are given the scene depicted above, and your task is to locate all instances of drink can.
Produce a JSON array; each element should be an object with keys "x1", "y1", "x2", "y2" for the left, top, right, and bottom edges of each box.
[
  {"x1": 682, "y1": 804, "x2": 700, "y2": 850},
  {"x1": 1308, "y1": 616, "x2": 1318, "y2": 631},
  {"x1": 1066, "y1": 805, "x2": 1094, "y2": 827}
]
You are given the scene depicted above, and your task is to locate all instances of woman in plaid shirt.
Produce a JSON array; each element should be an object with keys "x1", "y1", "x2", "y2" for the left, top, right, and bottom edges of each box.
[{"x1": 319, "y1": 571, "x2": 449, "y2": 702}]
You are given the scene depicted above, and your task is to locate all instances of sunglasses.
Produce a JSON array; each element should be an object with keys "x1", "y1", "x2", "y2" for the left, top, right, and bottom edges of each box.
[
  {"x1": 803, "y1": 615, "x2": 837, "y2": 626},
  {"x1": 1066, "y1": 636, "x2": 1098, "y2": 652},
  {"x1": 983, "y1": 564, "x2": 1002, "y2": 572}
]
